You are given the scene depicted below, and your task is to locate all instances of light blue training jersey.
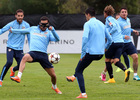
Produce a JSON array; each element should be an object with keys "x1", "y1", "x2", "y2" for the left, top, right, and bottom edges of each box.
[
  {"x1": 81, "y1": 17, "x2": 112, "y2": 58},
  {"x1": 105, "y1": 16, "x2": 124, "y2": 43},
  {"x1": 117, "y1": 17, "x2": 134, "y2": 43},
  {"x1": 11, "y1": 26, "x2": 60, "y2": 53},
  {"x1": 0, "y1": 20, "x2": 30, "y2": 50}
]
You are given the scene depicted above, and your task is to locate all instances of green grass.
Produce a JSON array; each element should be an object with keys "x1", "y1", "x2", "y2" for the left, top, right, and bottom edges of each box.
[{"x1": 0, "y1": 54, "x2": 140, "y2": 100}]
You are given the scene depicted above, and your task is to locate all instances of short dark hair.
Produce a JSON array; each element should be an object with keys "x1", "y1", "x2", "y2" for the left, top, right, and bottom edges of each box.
[
  {"x1": 85, "y1": 7, "x2": 95, "y2": 16},
  {"x1": 16, "y1": 9, "x2": 24, "y2": 15},
  {"x1": 40, "y1": 16, "x2": 49, "y2": 23},
  {"x1": 120, "y1": 7, "x2": 128, "y2": 12}
]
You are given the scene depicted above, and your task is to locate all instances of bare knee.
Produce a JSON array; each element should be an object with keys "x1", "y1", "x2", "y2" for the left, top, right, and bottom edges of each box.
[
  {"x1": 22, "y1": 54, "x2": 32, "y2": 62},
  {"x1": 113, "y1": 58, "x2": 120, "y2": 65},
  {"x1": 50, "y1": 73, "x2": 56, "y2": 79},
  {"x1": 131, "y1": 54, "x2": 138, "y2": 62}
]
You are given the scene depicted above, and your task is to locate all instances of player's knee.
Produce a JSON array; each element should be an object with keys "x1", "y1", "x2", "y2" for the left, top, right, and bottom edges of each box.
[
  {"x1": 50, "y1": 73, "x2": 56, "y2": 79},
  {"x1": 105, "y1": 58, "x2": 110, "y2": 62},
  {"x1": 22, "y1": 55, "x2": 30, "y2": 62},
  {"x1": 6, "y1": 61, "x2": 13, "y2": 66},
  {"x1": 132, "y1": 54, "x2": 138, "y2": 61}
]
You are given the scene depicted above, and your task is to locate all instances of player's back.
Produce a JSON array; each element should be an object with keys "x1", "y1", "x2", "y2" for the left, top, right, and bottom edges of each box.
[{"x1": 85, "y1": 18, "x2": 105, "y2": 55}]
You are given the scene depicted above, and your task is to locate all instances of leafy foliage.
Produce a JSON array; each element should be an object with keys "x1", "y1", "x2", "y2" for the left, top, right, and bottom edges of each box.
[
  {"x1": 83, "y1": 0, "x2": 140, "y2": 14},
  {"x1": 0, "y1": 0, "x2": 139, "y2": 14}
]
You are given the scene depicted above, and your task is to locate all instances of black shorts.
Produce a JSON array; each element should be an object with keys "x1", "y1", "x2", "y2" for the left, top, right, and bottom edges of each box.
[
  {"x1": 28, "y1": 51, "x2": 53, "y2": 69},
  {"x1": 122, "y1": 42, "x2": 137, "y2": 55},
  {"x1": 75, "y1": 53, "x2": 103, "y2": 76},
  {"x1": 105, "y1": 42, "x2": 124, "y2": 59}
]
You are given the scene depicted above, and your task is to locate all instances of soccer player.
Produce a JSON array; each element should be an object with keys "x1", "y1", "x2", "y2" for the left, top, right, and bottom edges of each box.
[
  {"x1": 10, "y1": 16, "x2": 62, "y2": 94},
  {"x1": 115, "y1": 12, "x2": 133, "y2": 72},
  {"x1": 117, "y1": 7, "x2": 140, "y2": 80},
  {"x1": 103, "y1": 5, "x2": 130, "y2": 83},
  {"x1": 100, "y1": 11, "x2": 133, "y2": 81},
  {"x1": 0, "y1": 9, "x2": 30, "y2": 86},
  {"x1": 66, "y1": 7, "x2": 112, "y2": 98}
]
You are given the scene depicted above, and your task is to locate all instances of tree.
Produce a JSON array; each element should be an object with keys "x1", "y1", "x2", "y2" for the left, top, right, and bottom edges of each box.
[
  {"x1": 0, "y1": 0, "x2": 58, "y2": 14},
  {"x1": 57, "y1": 0, "x2": 88, "y2": 14},
  {"x1": 83, "y1": 0, "x2": 140, "y2": 14}
]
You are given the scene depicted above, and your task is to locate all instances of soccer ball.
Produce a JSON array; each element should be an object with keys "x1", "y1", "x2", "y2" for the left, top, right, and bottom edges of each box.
[{"x1": 48, "y1": 52, "x2": 60, "y2": 64}]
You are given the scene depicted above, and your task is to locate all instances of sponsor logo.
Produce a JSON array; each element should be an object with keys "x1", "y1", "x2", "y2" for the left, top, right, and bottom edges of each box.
[
  {"x1": 44, "y1": 32, "x2": 48, "y2": 34},
  {"x1": 8, "y1": 49, "x2": 11, "y2": 52},
  {"x1": 22, "y1": 26, "x2": 25, "y2": 29},
  {"x1": 109, "y1": 22, "x2": 112, "y2": 26}
]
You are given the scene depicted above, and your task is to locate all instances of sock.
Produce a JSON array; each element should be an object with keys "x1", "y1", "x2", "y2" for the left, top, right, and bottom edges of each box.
[
  {"x1": 17, "y1": 72, "x2": 22, "y2": 79},
  {"x1": 115, "y1": 61, "x2": 126, "y2": 72},
  {"x1": 72, "y1": 75, "x2": 75, "y2": 77},
  {"x1": 102, "y1": 71, "x2": 106, "y2": 75},
  {"x1": 52, "y1": 84, "x2": 57, "y2": 89},
  {"x1": 134, "y1": 73, "x2": 137, "y2": 76},
  {"x1": 106, "y1": 62, "x2": 113, "y2": 78},
  {"x1": 81, "y1": 93, "x2": 86, "y2": 95}
]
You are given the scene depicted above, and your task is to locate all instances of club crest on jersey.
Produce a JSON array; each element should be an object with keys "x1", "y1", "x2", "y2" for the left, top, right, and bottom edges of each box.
[
  {"x1": 109, "y1": 22, "x2": 113, "y2": 26},
  {"x1": 22, "y1": 26, "x2": 25, "y2": 29},
  {"x1": 44, "y1": 32, "x2": 48, "y2": 34},
  {"x1": 8, "y1": 49, "x2": 11, "y2": 52}
]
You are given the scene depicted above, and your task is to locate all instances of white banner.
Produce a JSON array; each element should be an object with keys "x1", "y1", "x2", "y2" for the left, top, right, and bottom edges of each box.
[
  {"x1": 0, "y1": 30, "x2": 83, "y2": 54},
  {"x1": 0, "y1": 30, "x2": 139, "y2": 54}
]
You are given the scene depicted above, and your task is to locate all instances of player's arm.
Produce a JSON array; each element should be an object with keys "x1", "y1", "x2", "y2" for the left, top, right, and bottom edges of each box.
[
  {"x1": 0, "y1": 23, "x2": 11, "y2": 35},
  {"x1": 10, "y1": 28, "x2": 30, "y2": 34},
  {"x1": 132, "y1": 29, "x2": 139, "y2": 36},
  {"x1": 107, "y1": 19, "x2": 117, "y2": 35},
  {"x1": 49, "y1": 26, "x2": 60, "y2": 42},
  {"x1": 26, "y1": 23, "x2": 30, "y2": 46},
  {"x1": 81, "y1": 23, "x2": 89, "y2": 59},
  {"x1": 105, "y1": 27, "x2": 112, "y2": 50}
]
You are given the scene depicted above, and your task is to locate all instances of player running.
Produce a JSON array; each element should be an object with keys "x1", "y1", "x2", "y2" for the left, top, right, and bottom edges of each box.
[
  {"x1": 103, "y1": 5, "x2": 130, "y2": 83},
  {"x1": 0, "y1": 9, "x2": 30, "y2": 87},
  {"x1": 118, "y1": 7, "x2": 140, "y2": 80}
]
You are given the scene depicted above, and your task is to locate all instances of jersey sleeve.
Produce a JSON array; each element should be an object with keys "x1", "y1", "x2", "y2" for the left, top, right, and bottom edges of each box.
[
  {"x1": 0, "y1": 22, "x2": 12, "y2": 35},
  {"x1": 49, "y1": 26, "x2": 60, "y2": 42},
  {"x1": 105, "y1": 28, "x2": 112, "y2": 49},
  {"x1": 107, "y1": 19, "x2": 117, "y2": 35},
  {"x1": 11, "y1": 28, "x2": 31, "y2": 34},
  {"x1": 81, "y1": 23, "x2": 89, "y2": 58}
]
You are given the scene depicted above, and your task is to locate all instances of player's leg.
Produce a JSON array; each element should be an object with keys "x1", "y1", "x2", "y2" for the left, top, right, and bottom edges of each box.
[
  {"x1": 74, "y1": 54, "x2": 103, "y2": 98},
  {"x1": 104, "y1": 58, "x2": 116, "y2": 83},
  {"x1": 100, "y1": 66, "x2": 107, "y2": 81},
  {"x1": 10, "y1": 50, "x2": 24, "y2": 77},
  {"x1": 116, "y1": 58, "x2": 122, "y2": 72},
  {"x1": 126, "y1": 42, "x2": 140, "y2": 80},
  {"x1": 0, "y1": 47, "x2": 14, "y2": 86},
  {"x1": 113, "y1": 43, "x2": 130, "y2": 82},
  {"x1": 39, "y1": 53, "x2": 62, "y2": 94},
  {"x1": 44, "y1": 68, "x2": 62, "y2": 94},
  {"x1": 130, "y1": 53, "x2": 140, "y2": 80},
  {"x1": 104, "y1": 43, "x2": 116, "y2": 83},
  {"x1": 11, "y1": 53, "x2": 33, "y2": 83}
]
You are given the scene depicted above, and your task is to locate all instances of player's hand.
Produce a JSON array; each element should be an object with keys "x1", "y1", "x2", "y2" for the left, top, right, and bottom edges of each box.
[
  {"x1": 133, "y1": 30, "x2": 139, "y2": 35},
  {"x1": 9, "y1": 27, "x2": 12, "y2": 33},
  {"x1": 105, "y1": 49, "x2": 108, "y2": 52},
  {"x1": 48, "y1": 26, "x2": 53, "y2": 30},
  {"x1": 124, "y1": 35, "x2": 130, "y2": 40}
]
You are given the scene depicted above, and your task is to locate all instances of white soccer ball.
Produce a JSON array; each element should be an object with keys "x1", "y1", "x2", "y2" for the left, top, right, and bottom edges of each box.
[{"x1": 48, "y1": 52, "x2": 60, "y2": 64}]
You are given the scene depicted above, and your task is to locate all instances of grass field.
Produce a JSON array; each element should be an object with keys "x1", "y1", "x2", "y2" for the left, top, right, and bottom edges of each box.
[{"x1": 0, "y1": 54, "x2": 140, "y2": 100}]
